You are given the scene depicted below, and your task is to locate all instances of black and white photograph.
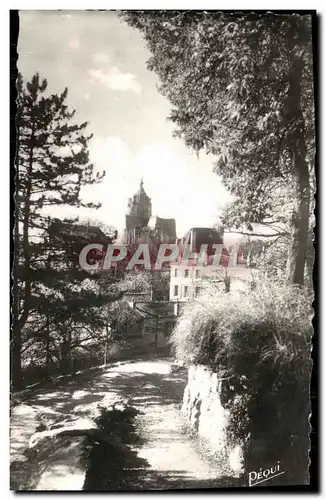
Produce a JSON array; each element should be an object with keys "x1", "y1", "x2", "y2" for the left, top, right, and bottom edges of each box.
[{"x1": 10, "y1": 9, "x2": 316, "y2": 491}]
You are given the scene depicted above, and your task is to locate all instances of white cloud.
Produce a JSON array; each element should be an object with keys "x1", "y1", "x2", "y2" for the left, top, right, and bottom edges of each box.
[{"x1": 88, "y1": 67, "x2": 142, "y2": 94}]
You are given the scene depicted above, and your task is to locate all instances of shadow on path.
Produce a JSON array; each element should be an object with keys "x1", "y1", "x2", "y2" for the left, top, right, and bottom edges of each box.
[{"x1": 11, "y1": 360, "x2": 243, "y2": 490}]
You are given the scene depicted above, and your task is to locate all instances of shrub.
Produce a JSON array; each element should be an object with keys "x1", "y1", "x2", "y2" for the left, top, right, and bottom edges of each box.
[
  {"x1": 171, "y1": 280, "x2": 313, "y2": 484},
  {"x1": 171, "y1": 280, "x2": 312, "y2": 374},
  {"x1": 82, "y1": 402, "x2": 148, "y2": 490}
]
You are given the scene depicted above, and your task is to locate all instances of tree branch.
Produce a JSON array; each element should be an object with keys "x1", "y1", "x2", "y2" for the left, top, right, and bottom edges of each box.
[{"x1": 224, "y1": 230, "x2": 287, "y2": 238}]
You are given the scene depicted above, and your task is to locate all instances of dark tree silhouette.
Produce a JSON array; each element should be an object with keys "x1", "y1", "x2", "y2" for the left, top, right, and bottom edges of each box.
[
  {"x1": 122, "y1": 12, "x2": 315, "y2": 285},
  {"x1": 12, "y1": 73, "x2": 105, "y2": 389}
]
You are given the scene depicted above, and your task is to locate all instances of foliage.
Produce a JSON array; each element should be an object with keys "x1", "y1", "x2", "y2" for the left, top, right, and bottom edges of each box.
[
  {"x1": 219, "y1": 180, "x2": 296, "y2": 235},
  {"x1": 171, "y1": 280, "x2": 312, "y2": 369},
  {"x1": 12, "y1": 74, "x2": 151, "y2": 382},
  {"x1": 79, "y1": 217, "x2": 118, "y2": 241},
  {"x1": 20, "y1": 248, "x2": 152, "y2": 380},
  {"x1": 19, "y1": 220, "x2": 117, "y2": 377},
  {"x1": 123, "y1": 11, "x2": 314, "y2": 185},
  {"x1": 115, "y1": 269, "x2": 152, "y2": 295},
  {"x1": 241, "y1": 236, "x2": 290, "y2": 284},
  {"x1": 105, "y1": 301, "x2": 143, "y2": 346},
  {"x1": 218, "y1": 176, "x2": 315, "y2": 289},
  {"x1": 12, "y1": 73, "x2": 105, "y2": 388},
  {"x1": 96, "y1": 269, "x2": 151, "y2": 346},
  {"x1": 240, "y1": 222, "x2": 314, "y2": 288},
  {"x1": 83, "y1": 402, "x2": 148, "y2": 490},
  {"x1": 122, "y1": 11, "x2": 315, "y2": 285},
  {"x1": 171, "y1": 280, "x2": 312, "y2": 481}
]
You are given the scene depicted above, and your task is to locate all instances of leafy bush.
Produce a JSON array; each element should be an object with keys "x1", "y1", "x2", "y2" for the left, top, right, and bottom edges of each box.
[
  {"x1": 171, "y1": 280, "x2": 313, "y2": 483},
  {"x1": 82, "y1": 402, "x2": 148, "y2": 490},
  {"x1": 171, "y1": 280, "x2": 312, "y2": 374}
]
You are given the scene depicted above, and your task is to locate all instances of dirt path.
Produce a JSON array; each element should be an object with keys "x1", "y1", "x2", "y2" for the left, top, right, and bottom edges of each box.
[{"x1": 11, "y1": 359, "x2": 239, "y2": 490}]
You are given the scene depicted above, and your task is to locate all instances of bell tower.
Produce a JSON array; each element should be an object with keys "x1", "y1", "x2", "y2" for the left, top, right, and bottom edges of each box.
[
  {"x1": 127, "y1": 178, "x2": 152, "y2": 220},
  {"x1": 124, "y1": 179, "x2": 152, "y2": 245}
]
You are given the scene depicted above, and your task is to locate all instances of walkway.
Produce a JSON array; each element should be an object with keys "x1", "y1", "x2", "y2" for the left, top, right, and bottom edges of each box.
[{"x1": 10, "y1": 359, "x2": 239, "y2": 490}]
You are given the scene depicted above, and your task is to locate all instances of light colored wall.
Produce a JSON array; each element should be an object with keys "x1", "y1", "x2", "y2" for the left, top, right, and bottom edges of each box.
[
  {"x1": 169, "y1": 263, "x2": 250, "y2": 302},
  {"x1": 182, "y1": 364, "x2": 244, "y2": 476},
  {"x1": 169, "y1": 264, "x2": 225, "y2": 302}
]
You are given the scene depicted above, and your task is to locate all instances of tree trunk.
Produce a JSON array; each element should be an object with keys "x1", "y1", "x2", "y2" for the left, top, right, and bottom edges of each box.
[
  {"x1": 18, "y1": 145, "x2": 34, "y2": 329},
  {"x1": 11, "y1": 112, "x2": 35, "y2": 389},
  {"x1": 286, "y1": 162, "x2": 310, "y2": 285},
  {"x1": 45, "y1": 315, "x2": 51, "y2": 379},
  {"x1": 11, "y1": 138, "x2": 24, "y2": 390},
  {"x1": 104, "y1": 323, "x2": 109, "y2": 365},
  {"x1": 12, "y1": 237, "x2": 24, "y2": 389},
  {"x1": 60, "y1": 329, "x2": 72, "y2": 374},
  {"x1": 11, "y1": 324, "x2": 24, "y2": 390},
  {"x1": 285, "y1": 55, "x2": 312, "y2": 285}
]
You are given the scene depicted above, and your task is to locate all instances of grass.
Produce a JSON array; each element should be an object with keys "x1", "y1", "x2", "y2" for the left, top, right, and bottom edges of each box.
[
  {"x1": 170, "y1": 280, "x2": 313, "y2": 376},
  {"x1": 170, "y1": 279, "x2": 313, "y2": 483}
]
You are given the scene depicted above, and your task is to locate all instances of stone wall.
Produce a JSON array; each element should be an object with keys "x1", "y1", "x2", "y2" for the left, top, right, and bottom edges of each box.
[{"x1": 181, "y1": 364, "x2": 244, "y2": 476}]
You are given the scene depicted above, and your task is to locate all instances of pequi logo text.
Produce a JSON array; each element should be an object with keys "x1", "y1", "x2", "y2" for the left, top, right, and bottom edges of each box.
[{"x1": 249, "y1": 462, "x2": 285, "y2": 487}]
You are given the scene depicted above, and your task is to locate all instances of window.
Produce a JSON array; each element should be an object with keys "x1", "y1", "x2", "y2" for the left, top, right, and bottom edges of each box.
[
  {"x1": 174, "y1": 268, "x2": 178, "y2": 277},
  {"x1": 195, "y1": 286, "x2": 201, "y2": 297},
  {"x1": 184, "y1": 269, "x2": 189, "y2": 278},
  {"x1": 184, "y1": 285, "x2": 189, "y2": 297},
  {"x1": 196, "y1": 270, "x2": 201, "y2": 278},
  {"x1": 174, "y1": 285, "x2": 179, "y2": 296}
]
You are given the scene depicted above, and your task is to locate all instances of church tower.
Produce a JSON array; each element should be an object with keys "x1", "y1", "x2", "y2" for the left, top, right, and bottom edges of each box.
[
  {"x1": 127, "y1": 178, "x2": 152, "y2": 219},
  {"x1": 124, "y1": 179, "x2": 152, "y2": 245}
]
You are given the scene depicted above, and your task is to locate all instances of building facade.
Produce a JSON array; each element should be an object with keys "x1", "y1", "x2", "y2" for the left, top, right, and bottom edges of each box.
[
  {"x1": 169, "y1": 227, "x2": 250, "y2": 310},
  {"x1": 169, "y1": 262, "x2": 250, "y2": 303},
  {"x1": 169, "y1": 263, "x2": 226, "y2": 302}
]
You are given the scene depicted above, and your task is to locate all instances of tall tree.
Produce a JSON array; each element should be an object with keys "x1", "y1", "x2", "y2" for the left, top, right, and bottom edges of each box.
[
  {"x1": 24, "y1": 219, "x2": 114, "y2": 376},
  {"x1": 12, "y1": 73, "x2": 105, "y2": 389},
  {"x1": 122, "y1": 11, "x2": 315, "y2": 285}
]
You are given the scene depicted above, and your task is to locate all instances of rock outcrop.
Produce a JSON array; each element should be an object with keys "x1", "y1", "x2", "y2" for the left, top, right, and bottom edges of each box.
[{"x1": 181, "y1": 365, "x2": 244, "y2": 476}]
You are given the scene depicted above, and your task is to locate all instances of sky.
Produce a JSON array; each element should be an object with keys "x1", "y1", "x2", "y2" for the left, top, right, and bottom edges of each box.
[{"x1": 18, "y1": 10, "x2": 233, "y2": 239}]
